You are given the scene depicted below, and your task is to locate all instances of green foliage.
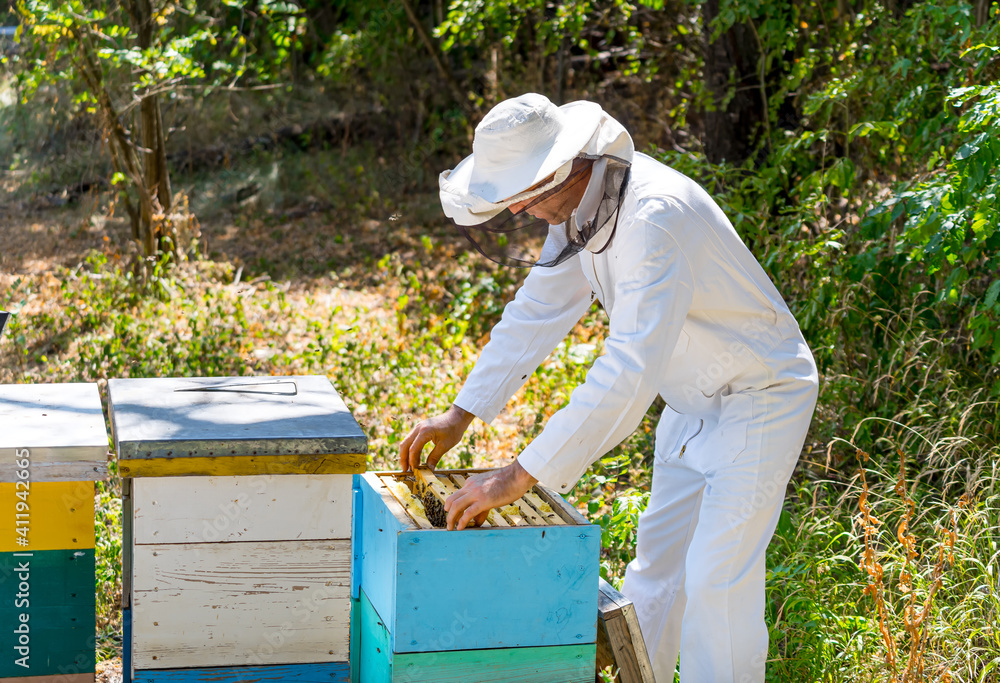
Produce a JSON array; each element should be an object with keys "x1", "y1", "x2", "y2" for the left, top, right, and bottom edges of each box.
[
  {"x1": 657, "y1": 0, "x2": 1000, "y2": 401},
  {"x1": 310, "y1": 2, "x2": 409, "y2": 84},
  {"x1": 595, "y1": 483, "x2": 648, "y2": 588},
  {"x1": 436, "y1": 0, "x2": 651, "y2": 93},
  {"x1": 764, "y1": 493, "x2": 860, "y2": 680},
  {"x1": 438, "y1": 0, "x2": 597, "y2": 53},
  {"x1": 4, "y1": 0, "x2": 1000, "y2": 677},
  {"x1": 94, "y1": 472, "x2": 122, "y2": 659},
  {"x1": 18, "y1": 2, "x2": 223, "y2": 108}
]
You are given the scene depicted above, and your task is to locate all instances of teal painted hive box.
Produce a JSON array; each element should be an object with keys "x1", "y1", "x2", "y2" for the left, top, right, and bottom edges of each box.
[
  {"x1": 0, "y1": 383, "x2": 109, "y2": 683},
  {"x1": 352, "y1": 470, "x2": 600, "y2": 683},
  {"x1": 108, "y1": 376, "x2": 367, "y2": 683}
]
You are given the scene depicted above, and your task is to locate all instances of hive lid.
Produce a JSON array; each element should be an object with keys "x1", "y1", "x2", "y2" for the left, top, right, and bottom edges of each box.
[
  {"x1": 108, "y1": 375, "x2": 368, "y2": 478},
  {"x1": 0, "y1": 383, "x2": 109, "y2": 482}
]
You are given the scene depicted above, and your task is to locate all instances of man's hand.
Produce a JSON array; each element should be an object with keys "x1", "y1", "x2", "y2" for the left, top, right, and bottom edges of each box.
[
  {"x1": 444, "y1": 461, "x2": 538, "y2": 530},
  {"x1": 399, "y1": 405, "x2": 475, "y2": 472}
]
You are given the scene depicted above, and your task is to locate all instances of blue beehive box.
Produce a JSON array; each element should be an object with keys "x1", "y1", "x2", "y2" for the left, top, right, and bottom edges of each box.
[{"x1": 352, "y1": 470, "x2": 600, "y2": 683}]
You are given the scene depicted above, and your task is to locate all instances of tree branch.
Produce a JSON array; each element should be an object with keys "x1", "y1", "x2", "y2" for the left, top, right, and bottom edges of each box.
[{"x1": 398, "y1": 0, "x2": 471, "y2": 116}]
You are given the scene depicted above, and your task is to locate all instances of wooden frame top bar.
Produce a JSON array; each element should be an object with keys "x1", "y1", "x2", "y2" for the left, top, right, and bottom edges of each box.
[{"x1": 374, "y1": 470, "x2": 589, "y2": 528}]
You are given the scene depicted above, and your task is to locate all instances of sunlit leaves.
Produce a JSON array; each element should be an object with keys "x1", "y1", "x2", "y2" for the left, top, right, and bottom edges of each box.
[
  {"x1": 16, "y1": 0, "x2": 303, "y2": 103},
  {"x1": 435, "y1": 0, "x2": 643, "y2": 73}
]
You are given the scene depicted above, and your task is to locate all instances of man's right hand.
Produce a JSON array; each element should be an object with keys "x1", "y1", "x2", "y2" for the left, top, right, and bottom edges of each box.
[{"x1": 398, "y1": 404, "x2": 475, "y2": 472}]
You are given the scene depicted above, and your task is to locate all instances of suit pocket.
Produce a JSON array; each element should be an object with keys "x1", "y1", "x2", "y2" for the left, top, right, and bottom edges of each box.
[
  {"x1": 654, "y1": 403, "x2": 694, "y2": 463},
  {"x1": 719, "y1": 392, "x2": 754, "y2": 463}
]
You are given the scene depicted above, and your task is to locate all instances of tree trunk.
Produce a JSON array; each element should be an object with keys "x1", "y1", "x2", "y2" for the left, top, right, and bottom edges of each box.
[
  {"x1": 399, "y1": 0, "x2": 471, "y2": 117},
  {"x1": 128, "y1": 0, "x2": 174, "y2": 256},
  {"x1": 70, "y1": 28, "x2": 151, "y2": 247},
  {"x1": 974, "y1": 0, "x2": 989, "y2": 26},
  {"x1": 701, "y1": 0, "x2": 766, "y2": 166}
]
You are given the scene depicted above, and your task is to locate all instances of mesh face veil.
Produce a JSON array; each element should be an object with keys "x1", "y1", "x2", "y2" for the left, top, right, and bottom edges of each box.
[
  {"x1": 452, "y1": 154, "x2": 631, "y2": 268},
  {"x1": 439, "y1": 95, "x2": 636, "y2": 266}
]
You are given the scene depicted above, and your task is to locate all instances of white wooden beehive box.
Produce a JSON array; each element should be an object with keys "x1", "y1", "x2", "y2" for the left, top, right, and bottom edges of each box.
[{"x1": 107, "y1": 376, "x2": 367, "y2": 683}]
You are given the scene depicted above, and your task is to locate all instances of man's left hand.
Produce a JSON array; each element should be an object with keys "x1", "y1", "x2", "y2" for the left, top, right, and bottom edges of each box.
[{"x1": 444, "y1": 461, "x2": 538, "y2": 530}]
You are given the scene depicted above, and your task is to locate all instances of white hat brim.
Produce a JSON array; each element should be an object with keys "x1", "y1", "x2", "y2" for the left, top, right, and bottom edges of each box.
[{"x1": 440, "y1": 101, "x2": 606, "y2": 226}]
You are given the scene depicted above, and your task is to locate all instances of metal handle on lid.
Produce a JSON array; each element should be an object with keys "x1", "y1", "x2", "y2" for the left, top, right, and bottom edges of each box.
[{"x1": 173, "y1": 380, "x2": 298, "y2": 396}]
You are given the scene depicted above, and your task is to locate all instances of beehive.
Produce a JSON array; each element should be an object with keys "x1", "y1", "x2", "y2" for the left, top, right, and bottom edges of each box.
[
  {"x1": 0, "y1": 383, "x2": 109, "y2": 683},
  {"x1": 352, "y1": 469, "x2": 599, "y2": 683},
  {"x1": 107, "y1": 376, "x2": 367, "y2": 683}
]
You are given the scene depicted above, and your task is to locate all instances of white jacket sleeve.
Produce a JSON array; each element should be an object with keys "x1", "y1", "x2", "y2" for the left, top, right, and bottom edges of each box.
[
  {"x1": 517, "y1": 214, "x2": 694, "y2": 492},
  {"x1": 453, "y1": 252, "x2": 595, "y2": 424}
]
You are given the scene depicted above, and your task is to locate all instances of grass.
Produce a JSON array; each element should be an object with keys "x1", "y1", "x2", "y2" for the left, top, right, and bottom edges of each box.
[{"x1": 2, "y1": 120, "x2": 999, "y2": 681}]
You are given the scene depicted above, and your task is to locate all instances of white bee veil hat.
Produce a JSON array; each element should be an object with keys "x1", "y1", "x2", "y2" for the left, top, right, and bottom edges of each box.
[{"x1": 439, "y1": 93, "x2": 634, "y2": 267}]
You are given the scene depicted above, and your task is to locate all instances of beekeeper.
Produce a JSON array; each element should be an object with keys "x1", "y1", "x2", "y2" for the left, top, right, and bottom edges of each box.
[{"x1": 399, "y1": 92, "x2": 818, "y2": 682}]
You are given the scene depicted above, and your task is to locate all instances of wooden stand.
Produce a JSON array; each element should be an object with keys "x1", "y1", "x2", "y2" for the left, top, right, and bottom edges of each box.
[{"x1": 596, "y1": 578, "x2": 654, "y2": 683}]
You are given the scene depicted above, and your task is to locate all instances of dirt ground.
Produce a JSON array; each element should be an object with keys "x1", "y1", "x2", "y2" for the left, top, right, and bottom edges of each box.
[{"x1": 96, "y1": 658, "x2": 122, "y2": 683}]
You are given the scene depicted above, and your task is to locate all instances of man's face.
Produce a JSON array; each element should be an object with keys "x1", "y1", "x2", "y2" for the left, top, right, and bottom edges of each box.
[{"x1": 506, "y1": 159, "x2": 593, "y2": 226}]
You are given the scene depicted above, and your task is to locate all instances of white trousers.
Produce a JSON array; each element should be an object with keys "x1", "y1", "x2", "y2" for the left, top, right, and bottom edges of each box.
[{"x1": 622, "y1": 337, "x2": 818, "y2": 683}]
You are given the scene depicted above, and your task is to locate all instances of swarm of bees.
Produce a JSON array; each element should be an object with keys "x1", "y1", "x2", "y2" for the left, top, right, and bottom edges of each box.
[{"x1": 420, "y1": 487, "x2": 449, "y2": 528}]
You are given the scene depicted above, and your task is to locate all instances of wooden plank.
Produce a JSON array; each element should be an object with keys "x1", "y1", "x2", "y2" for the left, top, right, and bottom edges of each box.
[
  {"x1": 392, "y1": 524, "x2": 600, "y2": 652},
  {"x1": 349, "y1": 598, "x2": 360, "y2": 683},
  {"x1": 119, "y1": 453, "x2": 366, "y2": 478},
  {"x1": 448, "y1": 475, "x2": 507, "y2": 528},
  {"x1": 0, "y1": 549, "x2": 95, "y2": 678},
  {"x1": 133, "y1": 474, "x2": 354, "y2": 544},
  {"x1": 351, "y1": 477, "x2": 363, "y2": 601},
  {"x1": 0, "y1": 461, "x2": 108, "y2": 483},
  {"x1": 596, "y1": 582, "x2": 621, "y2": 675},
  {"x1": 0, "y1": 675, "x2": 94, "y2": 683},
  {"x1": 391, "y1": 644, "x2": 596, "y2": 683},
  {"x1": 131, "y1": 540, "x2": 351, "y2": 669},
  {"x1": 411, "y1": 467, "x2": 441, "y2": 495},
  {"x1": 511, "y1": 497, "x2": 546, "y2": 526},
  {"x1": 360, "y1": 587, "x2": 594, "y2": 683},
  {"x1": 0, "y1": 481, "x2": 95, "y2": 552},
  {"x1": 531, "y1": 485, "x2": 588, "y2": 525},
  {"x1": 498, "y1": 504, "x2": 529, "y2": 527},
  {"x1": 366, "y1": 475, "x2": 420, "y2": 533},
  {"x1": 357, "y1": 474, "x2": 410, "y2": 652},
  {"x1": 0, "y1": 606, "x2": 94, "y2": 677},
  {"x1": 378, "y1": 476, "x2": 433, "y2": 530},
  {"x1": 433, "y1": 473, "x2": 459, "y2": 495},
  {"x1": 523, "y1": 491, "x2": 567, "y2": 525},
  {"x1": 619, "y1": 605, "x2": 654, "y2": 682},
  {"x1": 124, "y1": 607, "x2": 132, "y2": 683},
  {"x1": 122, "y1": 478, "x2": 133, "y2": 610},
  {"x1": 596, "y1": 578, "x2": 654, "y2": 683},
  {"x1": 358, "y1": 588, "x2": 392, "y2": 683},
  {"x1": 132, "y1": 663, "x2": 350, "y2": 682}
]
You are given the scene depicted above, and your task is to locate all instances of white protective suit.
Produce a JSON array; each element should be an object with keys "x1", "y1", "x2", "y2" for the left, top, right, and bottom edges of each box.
[{"x1": 451, "y1": 120, "x2": 819, "y2": 681}]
